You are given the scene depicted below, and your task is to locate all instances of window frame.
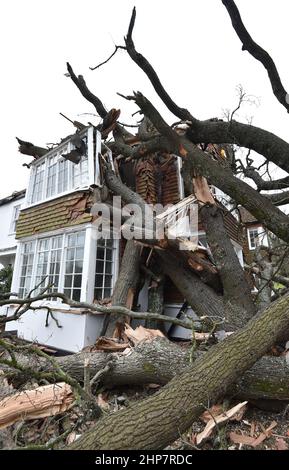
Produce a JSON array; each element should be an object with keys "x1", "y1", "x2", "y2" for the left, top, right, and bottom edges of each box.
[
  {"x1": 247, "y1": 226, "x2": 268, "y2": 250},
  {"x1": 25, "y1": 127, "x2": 97, "y2": 209},
  {"x1": 248, "y1": 227, "x2": 259, "y2": 250},
  {"x1": 10, "y1": 204, "x2": 22, "y2": 234},
  {"x1": 13, "y1": 225, "x2": 118, "y2": 307}
]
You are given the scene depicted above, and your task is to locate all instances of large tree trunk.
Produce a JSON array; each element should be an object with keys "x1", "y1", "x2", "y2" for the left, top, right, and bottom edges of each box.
[
  {"x1": 199, "y1": 203, "x2": 256, "y2": 327},
  {"x1": 158, "y1": 250, "x2": 225, "y2": 321},
  {"x1": 69, "y1": 294, "x2": 289, "y2": 449},
  {"x1": 4, "y1": 338, "x2": 289, "y2": 403},
  {"x1": 102, "y1": 241, "x2": 141, "y2": 336},
  {"x1": 44, "y1": 339, "x2": 289, "y2": 403}
]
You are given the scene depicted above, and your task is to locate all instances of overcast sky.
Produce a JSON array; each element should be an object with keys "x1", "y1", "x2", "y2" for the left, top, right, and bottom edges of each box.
[{"x1": 0, "y1": 0, "x2": 288, "y2": 198}]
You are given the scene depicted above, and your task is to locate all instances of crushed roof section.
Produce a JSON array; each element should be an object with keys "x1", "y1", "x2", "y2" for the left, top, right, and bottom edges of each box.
[{"x1": 238, "y1": 206, "x2": 259, "y2": 224}]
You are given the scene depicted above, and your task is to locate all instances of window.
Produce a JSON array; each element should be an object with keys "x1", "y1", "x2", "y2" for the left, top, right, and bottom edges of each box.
[
  {"x1": 10, "y1": 204, "x2": 21, "y2": 233},
  {"x1": 64, "y1": 232, "x2": 85, "y2": 301},
  {"x1": 72, "y1": 154, "x2": 89, "y2": 188},
  {"x1": 17, "y1": 231, "x2": 85, "y2": 300},
  {"x1": 31, "y1": 163, "x2": 45, "y2": 203},
  {"x1": 28, "y1": 134, "x2": 89, "y2": 206},
  {"x1": 248, "y1": 228, "x2": 260, "y2": 250},
  {"x1": 46, "y1": 156, "x2": 58, "y2": 198},
  {"x1": 19, "y1": 241, "x2": 35, "y2": 298},
  {"x1": 94, "y1": 239, "x2": 115, "y2": 300},
  {"x1": 58, "y1": 158, "x2": 69, "y2": 193},
  {"x1": 34, "y1": 236, "x2": 62, "y2": 294},
  {"x1": 16, "y1": 230, "x2": 116, "y2": 303}
]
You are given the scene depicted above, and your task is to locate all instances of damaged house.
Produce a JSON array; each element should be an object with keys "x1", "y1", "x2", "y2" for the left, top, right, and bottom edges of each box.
[{"x1": 3, "y1": 125, "x2": 245, "y2": 352}]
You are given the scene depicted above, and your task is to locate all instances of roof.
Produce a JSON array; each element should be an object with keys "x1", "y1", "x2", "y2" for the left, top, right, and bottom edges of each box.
[
  {"x1": 238, "y1": 206, "x2": 259, "y2": 225},
  {"x1": 0, "y1": 190, "x2": 26, "y2": 207}
]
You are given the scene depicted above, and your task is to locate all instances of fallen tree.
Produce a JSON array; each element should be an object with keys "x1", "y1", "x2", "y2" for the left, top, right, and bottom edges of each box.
[
  {"x1": 36, "y1": 338, "x2": 289, "y2": 403},
  {"x1": 7, "y1": 0, "x2": 289, "y2": 451},
  {"x1": 68, "y1": 294, "x2": 289, "y2": 449}
]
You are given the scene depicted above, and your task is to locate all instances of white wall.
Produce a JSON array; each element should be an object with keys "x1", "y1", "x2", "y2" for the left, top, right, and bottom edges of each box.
[
  {"x1": 0, "y1": 197, "x2": 24, "y2": 266},
  {"x1": 5, "y1": 305, "x2": 106, "y2": 353}
]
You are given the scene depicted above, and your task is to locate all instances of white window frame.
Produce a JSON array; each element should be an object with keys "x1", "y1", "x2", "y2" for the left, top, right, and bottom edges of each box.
[
  {"x1": 12, "y1": 224, "x2": 118, "y2": 307},
  {"x1": 10, "y1": 204, "x2": 22, "y2": 234},
  {"x1": 24, "y1": 127, "x2": 100, "y2": 209},
  {"x1": 247, "y1": 226, "x2": 268, "y2": 250}
]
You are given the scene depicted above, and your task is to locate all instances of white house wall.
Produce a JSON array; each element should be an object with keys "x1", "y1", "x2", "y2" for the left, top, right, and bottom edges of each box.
[
  {"x1": 5, "y1": 306, "x2": 88, "y2": 352},
  {"x1": 0, "y1": 197, "x2": 25, "y2": 267}
]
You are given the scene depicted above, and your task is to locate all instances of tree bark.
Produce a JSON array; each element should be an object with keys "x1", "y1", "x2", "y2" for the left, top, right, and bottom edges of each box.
[
  {"x1": 146, "y1": 273, "x2": 164, "y2": 330},
  {"x1": 158, "y1": 250, "x2": 225, "y2": 322},
  {"x1": 68, "y1": 293, "x2": 289, "y2": 450},
  {"x1": 199, "y1": 203, "x2": 256, "y2": 327},
  {"x1": 103, "y1": 241, "x2": 142, "y2": 337},
  {"x1": 254, "y1": 247, "x2": 273, "y2": 311},
  {"x1": 54, "y1": 339, "x2": 289, "y2": 402},
  {"x1": 3, "y1": 338, "x2": 289, "y2": 403}
]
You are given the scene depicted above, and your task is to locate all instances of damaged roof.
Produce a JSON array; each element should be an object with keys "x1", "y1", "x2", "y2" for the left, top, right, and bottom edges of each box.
[{"x1": 238, "y1": 206, "x2": 259, "y2": 225}]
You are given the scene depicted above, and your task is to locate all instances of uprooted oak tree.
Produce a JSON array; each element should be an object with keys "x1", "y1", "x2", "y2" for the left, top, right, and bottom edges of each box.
[{"x1": 2, "y1": 0, "x2": 289, "y2": 450}]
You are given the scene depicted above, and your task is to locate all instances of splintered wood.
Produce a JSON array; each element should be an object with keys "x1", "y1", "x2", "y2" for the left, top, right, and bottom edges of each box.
[{"x1": 0, "y1": 382, "x2": 74, "y2": 429}]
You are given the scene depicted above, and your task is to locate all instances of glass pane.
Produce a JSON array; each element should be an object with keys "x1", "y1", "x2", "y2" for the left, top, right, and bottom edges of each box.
[
  {"x1": 64, "y1": 288, "x2": 71, "y2": 298},
  {"x1": 64, "y1": 276, "x2": 72, "y2": 288},
  {"x1": 95, "y1": 260, "x2": 104, "y2": 273},
  {"x1": 73, "y1": 275, "x2": 82, "y2": 288},
  {"x1": 96, "y1": 247, "x2": 104, "y2": 260},
  {"x1": 65, "y1": 261, "x2": 74, "y2": 273},
  {"x1": 28, "y1": 254, "x2": 34, "y2": 264},
  {"x1": 106, "y1": 249, "x2": 112, "y2": 261},
  {"x1": 94, "y1": 288, "x2": 103, "y2": 300},
  {"x1": 104, "y1": 276, "x2": 112, "y2": 288},
  {"x1": 103, "y1": 289, "x2": 111, "y2": 298},
  {"x1": 72, "y1": 289, "x2": 81, "y2": 301},
  {"x1": 66, "y1": 249, "x2": 74, "y2": 261},
  {"x1": 105, "y1": 262, "x2": 112, "y2": 275},
  {"x1": 77, "y1": 232, "x2": 85, "y2": 246},
  {"x1": 75, "y1": 247, "x2": 84, "y2": 260},
  {"x1": 68, "y1": 234, "x2": 76, "y2": 247},
  {"x1": 74, "y1": 261, "x2": 83, "y2": 273},
  {"x1": 21, "y1": 266, "x2": 27, "y2": 277},
  {"x1": 95, "y1": 275, "x2": 104, "y2": 288}
]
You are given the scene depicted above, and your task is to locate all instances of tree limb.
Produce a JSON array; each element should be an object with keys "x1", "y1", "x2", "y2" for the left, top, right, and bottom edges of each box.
[
  {"x1": 222, "y1": 0, "x2": 289, "y2": 112},
  {"x1": 66, "y1": 62, "x2": 107, "y2": 118},
  {"x1": 122, "y1": 90, "x2": 289, "y2": 244},
  {"x1": 125, "y1": 8, "x2": 196, "y2": 123}
]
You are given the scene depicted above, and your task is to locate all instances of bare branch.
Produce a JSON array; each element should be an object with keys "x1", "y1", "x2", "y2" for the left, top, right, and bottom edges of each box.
[
  {"x1": 16, "y1": 137, "x2": 48, "y2": 159},
  {"x1": 0, "y1": 292, "x2": 201, "y2": 331},
  {"x1": 243, "y1": 167, "x2": 289, "y2": 191},
  {"x1": 265, "y1": 190, "x2": 289, "y2": 207},
  {"x1": 66, "y1": 62, "x2": 107, "y2": 118},
  {"x1": 90, "y1": 45, "x2": 126, "y2": 71},
  {"x1": 124, "y1": 7, "x2": 195, "y2": 123},
  {"x1": 222, "y1": 0, "x2": 289, "y2": 112}
]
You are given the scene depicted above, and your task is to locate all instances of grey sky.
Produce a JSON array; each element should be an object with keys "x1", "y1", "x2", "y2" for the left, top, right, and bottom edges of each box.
[{"x1": 0, "y1": 0, "x2": 288, "y2": 198}]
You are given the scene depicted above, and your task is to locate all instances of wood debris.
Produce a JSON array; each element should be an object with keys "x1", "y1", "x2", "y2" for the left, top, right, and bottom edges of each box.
[
  {"x1": 124, "y1": 324, "x2": 165, "y2": 345},
  {"x1": 92, "y1": 337, "x2": 130, "y2": 352},
  {"x1": 196, "y1": 401, "x2": 247, "y2": 445},
  {"x1": 0, "y1": 382, "x2": 74, "y2": 430}
]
